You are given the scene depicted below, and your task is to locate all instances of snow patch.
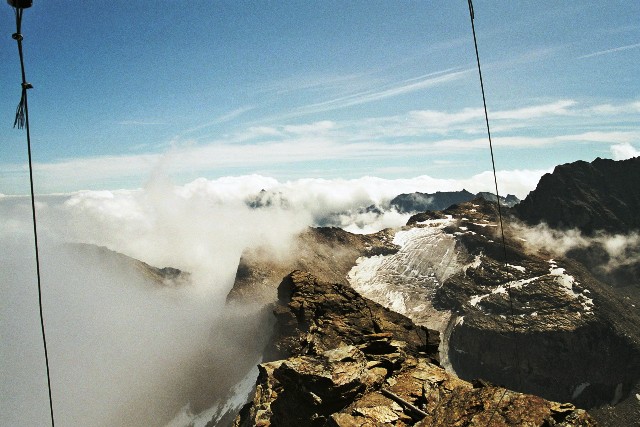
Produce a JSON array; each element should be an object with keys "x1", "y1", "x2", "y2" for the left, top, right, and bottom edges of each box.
[
  {"x1": 472, "y1": 222, "x2": 497, "y2": 227},
  {"x1": 469, "y1": 294, "x2": 486, "y2": 307},
  {"x1": 548, "y1": 260, "x2": 594, "y2": 312},
  {"x1": 463, "y1": 254, "x2": 482, "y2": 273},
  {"x1": 507, "y1": 264, "x2": 526, "y2": 272}
]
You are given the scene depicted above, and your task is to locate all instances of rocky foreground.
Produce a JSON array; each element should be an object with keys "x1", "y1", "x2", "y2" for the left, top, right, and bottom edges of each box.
[{"x1": 233, "y1": 271, "x2": 594, "y2": 426}]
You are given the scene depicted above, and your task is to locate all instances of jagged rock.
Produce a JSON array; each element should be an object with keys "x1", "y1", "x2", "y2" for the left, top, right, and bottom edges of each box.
[
  {"x1": 342, "y1": 197, "x2": 640, "y2": 425},
  {"x1": 227, "y1": 227, "x2": 398, "y2": 305},
  {"x1": 269, "y1": 270, "x2": 437, "y2": 360},
  {"x1": 424, "y1": 199, "x2": 640, "y2": 424},
  {"x1": 235, "y1": 271, "x2": 595, "y2": 426}
]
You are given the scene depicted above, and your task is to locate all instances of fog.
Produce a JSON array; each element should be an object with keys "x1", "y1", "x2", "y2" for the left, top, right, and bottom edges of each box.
[
  {"x1": 512, "y1": 222, "x2": 640, "y2": 277},
  {"x1": 1, "y1": 173, "x2": 523, "y2": 426}
]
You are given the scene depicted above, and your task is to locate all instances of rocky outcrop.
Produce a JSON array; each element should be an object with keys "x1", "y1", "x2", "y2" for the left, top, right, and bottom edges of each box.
[
  {"x1": 514, "y1": 157, "x2": 640, "y2": 234},
  {"x1": 234, "y1": 271, "x2": 594, "y2": 426},
  {"x1": 341, "y1": 198, "x2": 640, "y2": 426},
  {"x1": 227, "y1": 227, "x2": 397, "y2": 305},
  {"x1": 227, "y1": 191, "x2": 639, "y2": 425},
  {"x1": 432, "y1": 200, "x2": 640, "y2": 425}
]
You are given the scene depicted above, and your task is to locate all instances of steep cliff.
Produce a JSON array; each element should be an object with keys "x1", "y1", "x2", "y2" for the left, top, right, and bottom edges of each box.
[{"x1": 515, "y1": 157, "x2": 640, "y2": 234}]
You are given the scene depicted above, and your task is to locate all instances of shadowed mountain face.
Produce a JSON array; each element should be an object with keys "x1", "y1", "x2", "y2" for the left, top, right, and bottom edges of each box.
[{"x1": 515, "y1": 157, "x2": 640, "y2": 234}]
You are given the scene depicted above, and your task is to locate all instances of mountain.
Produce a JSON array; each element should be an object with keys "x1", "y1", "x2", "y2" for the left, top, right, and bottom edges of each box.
[
  {"x1": 515, "y1": 157, "x2": 640, "y2": 234},
  {"x1": 65, "y1": 243, "x2": 190, "y2": 287},
  {"x1": 225, "y1": 197, "x2": 640, "y2": 426},
  {"x1": 222, "y1": 158, "x2": 640, "y2": 426},
  {"x1": 390, "y1": 189, "x2": 519, "y2": 213},
  {"x1": 513, "y1": 156, "x2": 640, "y2": 318},
  {"x1": 227, "y1": 226, "x2": 397, "y2": 304},
  {"x1": 233, "y1": 271, "x2": 593, "y2": 427}
]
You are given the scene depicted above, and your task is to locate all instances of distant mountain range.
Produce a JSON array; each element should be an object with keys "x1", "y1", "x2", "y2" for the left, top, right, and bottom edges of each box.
[{"x1": 389, "y1": 189, "x2": 520, "y2": 213}]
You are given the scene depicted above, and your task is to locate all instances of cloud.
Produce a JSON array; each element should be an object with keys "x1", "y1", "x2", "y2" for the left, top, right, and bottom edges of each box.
[
  {"x1": 2, "y1": 98, "x2": 638, "y2": 194},
  {"x1": 491, "y1": 100, "x2": 577, "y2": 120},
  {"x1": 578, "y1": 42, "x2": 640, "y2": 59},
  {"x1": 556, "y1": 131, "x2": 640, "y2": 144},
  {"x1": 512, "y1": 222, "x2": 640, "y2": 276},
  {"x1": 284, "y1": 67, "x2": 471, "y2": 118},
  {"x1": 610, "y1": 143, "x2": 640, "y2": 160},
  {"x1": 174, "y1": 105, "x2": 256, "y2": 139}
]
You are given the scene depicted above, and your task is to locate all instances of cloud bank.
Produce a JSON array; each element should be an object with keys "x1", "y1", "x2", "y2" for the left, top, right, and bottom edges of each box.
[{"x1": 2, "y1": 99, "x2": 637, "y2": 195}]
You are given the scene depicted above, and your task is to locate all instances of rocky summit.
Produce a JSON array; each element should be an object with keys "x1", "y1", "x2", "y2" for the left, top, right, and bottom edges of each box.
[
  {"x1": 515, "y1": 157, "x2": 640, "y2": 234},
  {"x1": 233, "y1": 271, "x2": 594, "y2": 426},
  {"x1": 225, "y1": 158, "x2": 640, "y2": 426}
]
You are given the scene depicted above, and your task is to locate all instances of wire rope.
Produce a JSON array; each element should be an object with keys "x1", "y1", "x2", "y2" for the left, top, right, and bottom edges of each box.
[
  {"x1": 9, "y1": 4, "x2": 56, "y2": 426},
  {"x1": 466, "y1": 1, "x2": 523, "y2": 425}
]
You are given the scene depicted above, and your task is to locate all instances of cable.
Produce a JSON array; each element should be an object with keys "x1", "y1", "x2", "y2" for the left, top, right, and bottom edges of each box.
[
  {"x1": 466, "y1": 1, "x2": 523, "y2": 425},
  {"x1": 10, "y1": 5, "x2": 56, "y2": 427}
]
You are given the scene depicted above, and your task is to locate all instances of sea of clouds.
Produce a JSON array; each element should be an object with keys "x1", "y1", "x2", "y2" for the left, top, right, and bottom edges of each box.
[{"x1": 1, "y1": 171, "x2": 547, "y2": 426}]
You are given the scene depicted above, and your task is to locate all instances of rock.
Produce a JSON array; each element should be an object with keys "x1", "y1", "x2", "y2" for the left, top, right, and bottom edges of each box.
[
  {"x1": 390, "y1": 190, "x2": 518, "y2": 214},
  {"x1": 514, "y1": 157, "x2": 640, "y2": 234},
  {"x1": 390, "y1": 190, "x2": 477, "y2": 213},
  {"x1": 227, "y1": 227, "x2": 398, "y2": 305},
  {"x1": 429, "y1": 199, "x2": 640, "y2": 411},
  {"x1": 268, "y1": 270, "x2": 437, "y2": 362},
  {"x1": 235, "y1": 271, "x2": 596, "y2": 426}
]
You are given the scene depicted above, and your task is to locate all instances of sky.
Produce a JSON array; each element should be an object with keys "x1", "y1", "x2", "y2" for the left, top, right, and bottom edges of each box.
[{"x1": 1, "y1": 0, "x2": 639, "y2": 195}]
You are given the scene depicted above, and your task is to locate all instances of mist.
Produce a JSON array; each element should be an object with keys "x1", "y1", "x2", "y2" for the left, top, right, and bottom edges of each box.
[
  {"x1": 1, "y1": 173, "x2": 534, "y2": 426},
  {"x1": 511, "y1": 221, "x2": 640, "y2": 281}
]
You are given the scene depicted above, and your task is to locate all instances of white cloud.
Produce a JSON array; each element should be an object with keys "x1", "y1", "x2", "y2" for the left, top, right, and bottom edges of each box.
[
  {"x1": 556, "y1": 131, "x2": 640, "y2": 144},
  {"x1": 174, "y1": 105, "x2": 256, "y2": 139},
  {"x1": 117, "y1": 120, "x2": 166, "y2": 126},
  {"x1": 578, "y1": 42, "x2": 640, "y2": 59},
  {"x1": 284, "y1": 67, "x2": 472, "y2": 118},
  {"x1": 491, "y1": 99, "x2": 577, "y2": 120},
  {"x1": 610, "y1": 143, "x2": 640, "y2": 160},
  {"x1": 3, "y1": 99, "x2": 638, "y2": 194}
]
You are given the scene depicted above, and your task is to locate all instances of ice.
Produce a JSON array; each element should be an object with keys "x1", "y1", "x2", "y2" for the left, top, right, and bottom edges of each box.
[{"x1": 348, "y1": 219, "x2": 460, "y2": 368}]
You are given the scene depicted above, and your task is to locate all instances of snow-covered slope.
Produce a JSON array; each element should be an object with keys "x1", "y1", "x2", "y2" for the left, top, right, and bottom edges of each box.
[{"x1": 347, "y1": 217, "x2": 460, "y2": 367}]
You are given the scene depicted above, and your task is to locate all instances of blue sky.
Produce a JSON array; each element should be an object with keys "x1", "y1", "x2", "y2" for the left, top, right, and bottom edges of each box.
[{"x1": 1, "y1": 0, "x2": 639, "y2": 194}]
